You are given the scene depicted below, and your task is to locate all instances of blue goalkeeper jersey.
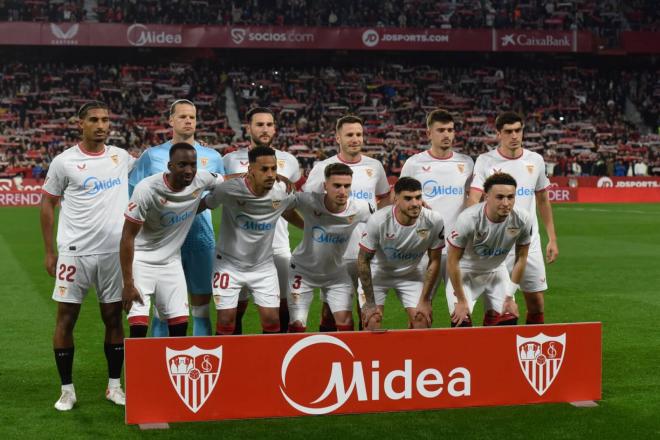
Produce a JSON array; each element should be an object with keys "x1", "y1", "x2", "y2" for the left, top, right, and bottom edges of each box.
[{"x1": 129, "y1": 141, "x2": 224, "y2": 251}]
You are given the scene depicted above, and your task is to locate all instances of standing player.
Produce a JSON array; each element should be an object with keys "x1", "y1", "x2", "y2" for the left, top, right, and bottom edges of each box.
[
  {"x1": 467, "y1": 112, "x2": 558, "y2": 325},
  {"x1": 223, "y1": 107, "x2": 301, "y2": 333},
  {"x1": 41, "y1": 101, "x2": 132, "y2": 411},
  {"x1": 447, "y1": 173, "x2": 532, "y2": 327},
  {"x1": 358, "y1": 177, "x2": 445, "y2": 330},
  {"x1": 400, "y1": 109, "x2": 473, "y2": 284},
  {"x1": 287, "y1": 163, "x2": 374, "y2": 332},
  {"x1": 129, "y1": 99, "x2": 224, "y2": 336},
  {"x1": 200, "y1": 146, "x2": 300, "y2": 335},
  {"x1": 121, "y1": 143, "x2": 223, "y2": 337},
  {"x1": 304, "y1": 115, "x2": 391, "y2": 331}
]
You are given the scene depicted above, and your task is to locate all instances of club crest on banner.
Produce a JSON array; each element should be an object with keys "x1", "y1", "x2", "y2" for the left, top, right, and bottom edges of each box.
[
  {"x1": 166, "y1": 345, "x2": 222, "y2": 413},
  {"x1": 516, "y1": 333, "x2": 565, "y2": 396}
]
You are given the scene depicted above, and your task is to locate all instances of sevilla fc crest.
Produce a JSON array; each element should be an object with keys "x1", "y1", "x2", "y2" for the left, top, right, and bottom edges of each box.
[
  {"x1": 457, "y1": 163, "x2": 465, "y2": 173},
  {"x1": 526, "y1": 164, "x2": 534, "y2": 174},
  {"x1": 111, "y1": 154, "x2": 119, "y2": 166},
  {"x1": 166, "y1": 345, "x2": 222, "y2": 413},
  {"x1": 516, "y1": 333, "x2": 565, "y2": 396}
]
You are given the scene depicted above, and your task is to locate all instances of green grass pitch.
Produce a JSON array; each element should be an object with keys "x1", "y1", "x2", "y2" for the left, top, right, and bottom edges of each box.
[{"x1": 0, "y1": 203, "x2": 658, "y2": 439}]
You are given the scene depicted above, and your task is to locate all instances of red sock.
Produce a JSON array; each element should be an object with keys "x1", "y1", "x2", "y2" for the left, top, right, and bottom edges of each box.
[
  {"x1": 215, "y1": 323, "x2": 235, "y2": 335},
  {"x1": 336, "y1": 324, "x2": 354, "y2": 332},
  {"x1": 526, "y1": 312, "x2": 545, "y2": 325},
  {"x1": 288, "y1": 323, "x2": 306, "y2": 333},
  {"x1": 483, "y1": 312, "x2": 500, "y2": 326}
]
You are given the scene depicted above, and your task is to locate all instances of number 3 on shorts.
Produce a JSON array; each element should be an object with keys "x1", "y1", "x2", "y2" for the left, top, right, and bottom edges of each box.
[
  {"x1": 292, "y1": 275, "x2": 302, "y2": 290},
  {"x1": 213, "y1": 272, "x2": 229, "y2": 289}
]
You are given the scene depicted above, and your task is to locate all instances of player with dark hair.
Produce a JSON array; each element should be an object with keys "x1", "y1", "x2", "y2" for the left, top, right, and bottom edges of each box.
[
  {"x1": 287, "y1": 163, "x2": 373, "y2": 332},
  {"x1": 121, "y1": 143, "x2": 223, "y2": 338},
  {"x1": 222, "y1": 107, "x2": 302, "y2": 334},
  {"x1": 447, "y1": 172, "x2": 532, "y2": 327},
  {"x1": 200, "y1": 146, "x2": 300, "y2": 335},
  {"x1": 41, "y1": 101, "x2": 134, "y2": 411},
  {"x1": 467, "y1": 111, "x2": 558, "y2": 325},
  {"x1": 304, "y1": 114, "x2": 391, "y2": 331},
  {"x1": 129, "y1": 99, "x2": 225, "y2": 336},
  {"x1": 358, "y1": 177, "x2": 445, "y2": 330}
]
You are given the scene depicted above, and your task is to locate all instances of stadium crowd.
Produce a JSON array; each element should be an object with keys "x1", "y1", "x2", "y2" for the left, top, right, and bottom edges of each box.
[{"x1": 1, "y1": 0, "x2": 658, "y2": 33}]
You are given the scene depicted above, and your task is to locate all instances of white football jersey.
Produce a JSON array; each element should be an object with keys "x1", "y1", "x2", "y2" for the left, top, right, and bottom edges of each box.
[
  {"x1": 205, "y1": 178, "x2": 296, "y2": 269},
  {"x1": 448, "y1": 202, "x2": 533, "y2": 272},
  {"x1": 42, "y1": 144, "x2": 135, "y2": 256},
  {"x1": 359, "y1": 206, "x2": 445, "y2": 276},
  {"x1": 471, "y1": 148, "x2": 549, "y2": 244},
  {"x1": 400, "y1": 150, "x2": 473, "y2": 252},
  {"x1": 291, "y1": 192, "x2": 373, "y2": 277},
  {"x1": 124, "y1": 170, "x2": 222, "y2": 264},
  {"x1": 303, "y1": 154, "x2": 390, "y2": 259},
  {"x1": 223, "y1": 147, "x2": 301, "y2": 253}
]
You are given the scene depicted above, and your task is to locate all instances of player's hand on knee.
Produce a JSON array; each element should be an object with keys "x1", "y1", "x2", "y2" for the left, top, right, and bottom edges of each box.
[
  {"x1": 122, "y1": 284, "x2": 143, "y2": 314},
  {"x1": 502, "y1": 297, "x2": 519, "y2": 318},
  {"x1": 415, "y1": 300, "x2": 433, "y2": 327},
  {"x1": 450, "y1": 300, "x2": 470, "y2": 326},
  {"x1": 361, "y1": 305, "x2": 382, "y2": 331},
  {"x1": 45, "y1": 252, "x2": 57, "y2": 277}
]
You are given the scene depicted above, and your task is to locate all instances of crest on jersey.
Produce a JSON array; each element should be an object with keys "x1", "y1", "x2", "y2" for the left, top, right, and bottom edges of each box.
[
  {"x1": 277, "y1": 159, "x2": 286, "y2": 169},
  {"x1": 457, "y1": 163, "x2": 465, "y2": 173},
  {"x1": 416, "y1": 228, "x2": 429, "y2": 239},
  {"x1": 166, "y1": 345, "x2": 222, "y2": 413},
  {"x1": 517, "y1": 333, "x2": 566, "y2": 396},
  {"x1": 506, "y1": 227, "x2": 520, "y2": 237},
  {"x1": 192, "y1": 190, "x2": 200, "y2": 199},
  {"x1": 58, "y1": 286, "x2": 67, "y2": 297},
  {"x1": 111, "y1": 154, "x2": 119, "y2": 166},
  {"x1": 422, "y1": 166, "x2": 431, "y2": 173},
  {"x1": 526, "y1": 164, "x2": 534, "y2": 174},
  {"x1": 272, "y1": 200, "x2": 282, "y2": 209},
  {"x1": 365, "y1": 168, "x2": 374, "y2": 178},
  {"x1": 201, "y1": 158, "x2": 209, "y2": 168},
  {"x1": 346, "y1": 215, "x2": 355, "y2": 224}
]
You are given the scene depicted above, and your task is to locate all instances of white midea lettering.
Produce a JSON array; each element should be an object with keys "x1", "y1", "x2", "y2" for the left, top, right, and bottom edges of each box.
[{"x1": 280, "y1": 335, "x2": 471, "y2": 415}]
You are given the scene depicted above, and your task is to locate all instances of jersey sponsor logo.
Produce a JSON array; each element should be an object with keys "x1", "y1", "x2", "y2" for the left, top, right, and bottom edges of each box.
[
  {"x1": 457, "y1": 163, "x2": 465, "y2": 173},
  {"x1": 517, "y1": 333, "x2": 565, "y2": 396},
  {"x1": 166, "y1": 345, "x2": 222, "y2": 413},
  {"x1": 516, "y1": 187, "x2": 534, "y2": 197},
  {"x1": 383, "y1": 246, "x2": 424, "y2": 261},
  {"x1": 280, "y1": 335, "x2": 470, "y2": 415},
  {"x1": 474, "y1": 245, "x2": 510, "y2": 257},
  {"x1": 160, "y1": 210, "x2": 194, "y2": 227},
  {"x1": 416, "y1": 228, "x2": 429, "y2": 239},
  {"x1": 127, "y1": 23, "x2": 183, "y2": 47},
  {"x1": 50, "y1": 23, "x2": 79, "y2": 45},
  {"x1": 111, "y1": 154, "x2": 119, "y2": 166},
  {"x1": 365, "y1": 168, "x2": 374, "y2": 178},
  {"x1": 82, "y1": 176, "x2": 122, "y2": 195},
  {"x1": 312, "y1": 226, "x2": 349, "y2": 245},
  {"x1": 277, "y1": 159, "x2": 286, "y2": 169},
  {"x1": 236, "y1": 214, "x2": 274, "y2": 231},
  {"x1": 201, "y1": 158, "x2": 209, "y2": 168},
  {"x1": 349, "y1": 189, "x2": 374, "y2": 200},
  {"x1": 77, "y1": 164, "x2": 87, "y2": 171},
  {"x1": 422, "y1": 179, "x2": 464, "y2": 198}
]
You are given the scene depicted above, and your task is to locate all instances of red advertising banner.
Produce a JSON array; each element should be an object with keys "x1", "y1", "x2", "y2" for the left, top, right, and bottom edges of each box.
[
  {"x1": 547, "y1": 186, "x2": 660, "y2": 203},
  {"x1": 0, "y1": 23, "x2": 595, "y2": 52},
  {"x1": 621, "y1": 32, "x2": 660, "y2": 53},
  {"x1": 0, "y1": 191, "x2": 42, "y2": 206},
  {"x1": 125, "y1": 323, "x2": 601, "y2": 424},
  {"x1": 547, "y1": 187, "x2": 578, "y2": 202},
  {"x1": 549, "y1": 176, "x2": 660, "y2": 188}
]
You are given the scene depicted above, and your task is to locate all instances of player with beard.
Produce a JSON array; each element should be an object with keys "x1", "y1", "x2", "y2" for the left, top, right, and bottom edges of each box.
[{"x1": 222, "y1": 107, "x2": 301, "y2": 334}]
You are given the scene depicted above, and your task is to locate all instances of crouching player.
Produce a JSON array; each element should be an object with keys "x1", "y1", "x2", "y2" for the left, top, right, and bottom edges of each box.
[
  {"x1": 446, "y1": 172, "x2": 531, "y2": 327},
  {"x1": 358, "y1": 177, "x2": 445, "y2": 330},
  {"x1": 120, "y1": 143, "x2": 223, "y2": 336},
  {"x1": 287, "y1": 163, "x2": 374, "y2": 332}
]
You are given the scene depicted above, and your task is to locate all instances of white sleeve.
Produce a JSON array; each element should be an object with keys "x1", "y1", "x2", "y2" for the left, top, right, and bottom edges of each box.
[
  {"x1": 124, "y1": 183, "x2": 150, "y2": 224},
  {"x1": 399, "y1": 156, "x2": 414, "y2": 178},
  {"x1": 448, "y1": 211, "x2": 473, "y2": 249},
  {"x1": 470, "y1": 156, "x2": 487, "y2": 192},
  {"x1": 205, "y1": 180, "x2": 231, "y2": 209},
  {"x1": 517, "y1": 214, "x2": 533, "y2": 246},
  {"x1": 359, "y1": 216, "x2": 380, "y2": 253},
  {"x1": 42, "y1": 157, "x2": 67, "y2": 197},
  {"x1": 374, "y1": 164, "x2": 390, "y2": 197},
  {"x1": 302, "y1": 162, "x2": 325, "y2": 193}
]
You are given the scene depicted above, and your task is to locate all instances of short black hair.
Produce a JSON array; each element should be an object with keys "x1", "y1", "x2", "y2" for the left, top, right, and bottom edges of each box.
[
  {"x1": 248, "y1": 145, "x2": 276, "y2": 163},
  {"x1": 169, "y1": 142, "x2": 196, "y2": 159},
  {"x1": 169, "y1": 99, "x2": 195, "y2": 117},
  {"x1": 484, "y1": 172, "x2": 517, "y2": 193},
  {"x1": 246, "y1": 107, "x2": 275, "y2": 124},
  {"x1": 335, "y1": 115, "x2": 363, "y2": 132},
  {"x1": 78, "y1": 101, "x2": 108, "y2": 119},
  {"x1": 324, "y1": 163, "x2": 353, "y2": 179},
  {"x1": 495, "y1": 112, "x2": 524, "y2": 131},
  {"x1": 426, "y1": 108, "x2": 454, "y2": 128},
  {"x1": 394, "y1": 177, "x2": 421, "y2": 194}
]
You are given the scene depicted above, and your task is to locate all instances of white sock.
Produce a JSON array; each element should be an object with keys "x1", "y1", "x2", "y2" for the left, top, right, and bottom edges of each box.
[
  {"x1": 108, "y1": 378, "x2": 121, "y2": 389},
  {"x1": 191, "y1": 305, "x2": 210, "y2": 319},
  {"x1": 62, "y1": 383, "x2": 75, "y2": 393}
]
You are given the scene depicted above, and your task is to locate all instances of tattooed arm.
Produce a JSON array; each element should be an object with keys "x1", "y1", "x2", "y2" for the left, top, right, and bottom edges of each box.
[{"x1": 357, "y1": 247, "x2": 381, "y2": 330}]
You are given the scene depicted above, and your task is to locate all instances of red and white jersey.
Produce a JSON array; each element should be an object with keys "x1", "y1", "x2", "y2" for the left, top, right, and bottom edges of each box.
[
  {"x1": 223, "y1": 147, "x2": 301, "y2": 253},
  {"x1": 448, "y1": 202, "x2": 533, "y2": 272},
  {"x1": 359, "y1": 206, "x2": 445, "y2": 276},
  {"x1": 400, "y1": 150, "x2": 473, "y2": 249},
  {"x1": 291, "y1": 192, "x2": 373, "y2": 278},
  {"x1": 205, "y1": 178, "x2": 296, "y2": 269},
  {"x1": 124, "y1": 170, "x2": 222, "y2": 264},
  {"x1": 42, "y1": 144, "x2": 135, "y2": 256},
  {"x1": 471, "y1": 148, "x2": 550, "y2": 244},
  {"x1": 303, "y1": 154, "x2": 390, "y2": 260}
]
